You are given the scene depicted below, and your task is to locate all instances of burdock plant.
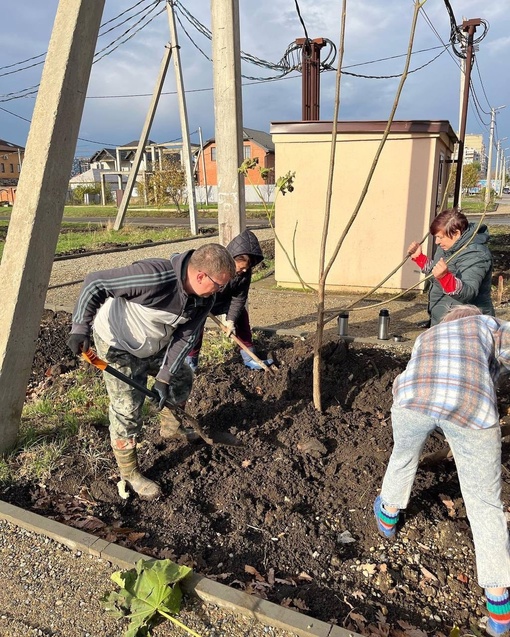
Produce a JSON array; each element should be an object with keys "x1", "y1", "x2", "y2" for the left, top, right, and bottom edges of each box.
[{"x1": 102, "y1": 558, "x2": 202, "y2": 637}]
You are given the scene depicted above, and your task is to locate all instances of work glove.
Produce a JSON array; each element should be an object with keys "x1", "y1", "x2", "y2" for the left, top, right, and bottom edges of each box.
[
  {"x1": 67, "y1": 333, "x2": 90, "y2": 355},
  {"x1": 224, "y1": 319, "x2": 235, "y2": 337},
  {"x1": 151, "y1": 379, "x2": 170, "y2": 412}
]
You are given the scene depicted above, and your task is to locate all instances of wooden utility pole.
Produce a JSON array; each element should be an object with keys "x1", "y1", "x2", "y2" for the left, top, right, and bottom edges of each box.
[
  {"x1": 211, "y1": 0, "x2": 245, "y2": 245},
  {"x1": 0, "y1": 0, "x2": 104, "y2": 452},
  {"x1": 166, "y1": 0, "x2": 198, "y2": 234},
  {"x1": 453, "y1": 18, "x2": 481, "y2": 208}
]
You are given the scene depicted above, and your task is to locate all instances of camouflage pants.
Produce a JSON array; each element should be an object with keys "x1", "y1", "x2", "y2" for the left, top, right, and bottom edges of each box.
[{"x1": 94, "y1": 331, "x2": 193, "y2": 448}]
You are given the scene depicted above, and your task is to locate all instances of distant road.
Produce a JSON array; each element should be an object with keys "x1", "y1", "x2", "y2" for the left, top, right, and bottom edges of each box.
[
  {"x1": 65, "y1": 217, "x2": 269, "y2": 228},
  {"x1": 0, "y1": 215, "x2": 269, "y2": 228}
]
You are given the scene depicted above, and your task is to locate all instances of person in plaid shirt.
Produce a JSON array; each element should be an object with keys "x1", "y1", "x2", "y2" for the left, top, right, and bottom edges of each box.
[{"x1": 373, "y1": 305, "x2": 510, "y2": 636}]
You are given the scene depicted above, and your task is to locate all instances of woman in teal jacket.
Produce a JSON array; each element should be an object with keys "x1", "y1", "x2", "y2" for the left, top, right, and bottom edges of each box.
[{"x1": 408, "y1": 208, "x2": 494, "y2": 326}]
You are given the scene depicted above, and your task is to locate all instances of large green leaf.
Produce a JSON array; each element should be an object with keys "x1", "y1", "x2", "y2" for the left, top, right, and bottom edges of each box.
[{"x1": 103, "y1": 558, "x2": 195, "y2": 637}]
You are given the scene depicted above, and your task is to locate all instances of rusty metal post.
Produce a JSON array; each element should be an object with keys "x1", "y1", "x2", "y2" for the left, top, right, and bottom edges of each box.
[
  {"x1": 453, "y1": 18, "x2": 481, "y2": 208},
  {"x1": 296, "y1": 38, "x2": 326, "y2": 121}
]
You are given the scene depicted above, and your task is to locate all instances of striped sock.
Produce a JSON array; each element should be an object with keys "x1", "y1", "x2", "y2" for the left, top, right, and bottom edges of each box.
[
  {"x1": 378, "y1": 502, "x2": 399, "y2": 532},
  {"x1": 486, "y1": 590, "x2": 510, "y2": 633}
]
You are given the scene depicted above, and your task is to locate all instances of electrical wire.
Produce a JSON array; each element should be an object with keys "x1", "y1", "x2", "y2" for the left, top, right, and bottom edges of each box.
[
  {"x1": 0, "y1": 52, "x2": 45, "y2": 72},
  {"x1": 0, "y1": 0, "x2": 162, "y2": 79},
  {"x1": 93, "y1": 2, "x2": 165, "y2": 63},
  {"x1": 0, "y1": 1, "x2": 165, "y2": 102},
  {"x1": 339, "y1": 47, "x2": 448, "y2": 80},
  {"x1": 473, "y1": 58, "x2": 493, "y2": 113}
]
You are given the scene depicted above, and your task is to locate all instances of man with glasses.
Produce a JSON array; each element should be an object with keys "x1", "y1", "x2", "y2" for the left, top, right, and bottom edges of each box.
[{"x1": 67, "y1": 243, "x2": 236, "y2": 500}]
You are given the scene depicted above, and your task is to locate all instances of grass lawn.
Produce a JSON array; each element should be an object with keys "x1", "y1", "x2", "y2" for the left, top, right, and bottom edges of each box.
[{"x1": 0, "y1": 221, "x2": 193, "y2": 260}]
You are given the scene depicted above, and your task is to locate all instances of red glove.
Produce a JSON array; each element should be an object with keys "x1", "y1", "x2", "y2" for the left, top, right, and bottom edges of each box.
[{"x1": 437, "y1": 271, "x2": 458, "y2": 293}]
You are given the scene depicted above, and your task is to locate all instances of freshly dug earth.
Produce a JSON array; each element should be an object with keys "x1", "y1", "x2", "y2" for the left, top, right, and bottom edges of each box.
[{"x1": 5, "y1": 309, "x2": 510, "y2": 637}]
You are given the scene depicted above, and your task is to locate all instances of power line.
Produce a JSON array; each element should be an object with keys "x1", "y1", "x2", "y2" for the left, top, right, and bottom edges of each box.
[
  {"x1": 338, "y1": 47, "x2": 448, "y2": 80},
  {"x1": 0, "y1": 2, "x2": 166, "y2": 102},
  {"x1": 473, "y1": 58, "x2": 492, "y2": 113},
  {"x1": 0, "y1": 1, "x2": 161, "y2": 78}
]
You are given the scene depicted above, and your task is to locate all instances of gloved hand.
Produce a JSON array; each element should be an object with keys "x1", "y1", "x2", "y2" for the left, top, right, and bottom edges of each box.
[
  {"x1": 224, "y1": 319, "x2": 235, "y2": 337},
  {"x1": 67, "y1": 333, "x2": 90, "y2": 355},
  {"x1": 151, "y1": 379, "x2": 169, "y2": 411}
]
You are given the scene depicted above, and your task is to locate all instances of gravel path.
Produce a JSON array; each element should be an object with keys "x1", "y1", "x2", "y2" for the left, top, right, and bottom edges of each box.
[
  {"x1": 0, "y1": 518, "x2": 299, "y2": 637},
  {"x1": 45, "y1": 227, "x2": 433, "y2": 339}
]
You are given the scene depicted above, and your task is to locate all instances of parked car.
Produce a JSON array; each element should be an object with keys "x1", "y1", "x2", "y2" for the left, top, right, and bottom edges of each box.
[{"x1": 503, "y1": 187, "x2": 510, "y2": 194}]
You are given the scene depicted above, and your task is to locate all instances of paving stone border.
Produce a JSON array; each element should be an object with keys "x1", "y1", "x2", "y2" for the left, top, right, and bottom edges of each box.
[{"x1": 0, "y1": 500, "x2": 362, "y2": 637}]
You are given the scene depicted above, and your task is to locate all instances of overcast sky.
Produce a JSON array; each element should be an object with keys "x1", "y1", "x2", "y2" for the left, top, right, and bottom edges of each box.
[{"x1": 2, "y1": 1, "x2": 509, "y2": 166}]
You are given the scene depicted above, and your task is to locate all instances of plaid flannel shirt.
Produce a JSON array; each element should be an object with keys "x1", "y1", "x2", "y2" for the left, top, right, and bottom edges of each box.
[{"x1": 393, "y1": 315, "x2": 510, "y2": 429}]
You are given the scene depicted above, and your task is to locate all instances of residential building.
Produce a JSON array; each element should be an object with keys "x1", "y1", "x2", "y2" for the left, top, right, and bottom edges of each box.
[
  {"x1": 464, "y1": 133, "x2": 486, "y2": 169},
  {"x1": 79, "y1": 139, "x2": 198, "y2": 204},
  {"x1": 195, "y1": 128, "x2": 275, "y2": 204},
  {"x1": 0, "y1": 139, "x2": 25, "y2": 205}
]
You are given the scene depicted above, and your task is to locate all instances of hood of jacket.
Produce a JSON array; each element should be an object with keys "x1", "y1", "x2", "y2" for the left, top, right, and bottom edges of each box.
[
  {"x1": 226, "y1": 229, "x2": 264, "y2": 266},
  {"x1": 444, "y1": 222, "x2": 490, "y2": 256}
]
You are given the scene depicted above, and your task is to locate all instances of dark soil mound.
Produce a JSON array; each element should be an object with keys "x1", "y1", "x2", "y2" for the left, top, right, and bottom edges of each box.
[{"x1": 4, "y1": 309, "x2": 510, "y2": 636}]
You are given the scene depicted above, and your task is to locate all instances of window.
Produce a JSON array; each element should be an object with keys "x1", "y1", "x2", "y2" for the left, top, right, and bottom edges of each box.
[
  {"x1": 211, "y1": 147, "x2": 217, "y2": 161},
  {"x1": 9, "y1": 164, "x2": 14, "y2": 173},
  {"x1": 243, "y1": 145, "x2": 251, "y2": 159},
  {"x1": 0, "y1": 164, "x2": 4, "y2": 173}
]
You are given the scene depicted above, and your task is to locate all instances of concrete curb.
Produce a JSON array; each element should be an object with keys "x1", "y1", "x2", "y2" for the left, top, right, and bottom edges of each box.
[{"x1": 0, "y1": 499, "x2": 362, "y2": 637}]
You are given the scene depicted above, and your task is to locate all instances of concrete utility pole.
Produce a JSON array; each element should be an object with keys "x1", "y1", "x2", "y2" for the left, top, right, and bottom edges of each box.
[
  {"x1": 485, "y1": 106, "x2": 506, "y2": 205},
  {"x1": 499, "y1": 145, "x2": 509, "y2": 196},
  {"x1": 113, "y1": 44, "x2": 173, "y2": 231},
  {"x1": 495, "y1": 140, "x2": 501, "y2": 193},
  {"x1": 198, "y1": 126, "x2": 209, "y2": 205},
  {"x1": 0, "y1": 0, "x2": 104, "y2": 452},
  {"x1": 453, "y1": 18, "x2": 481, "y2": 208},
  {"x1": 211, "y1": 0, "x2": 246, "y2": 245},
  {"x1": 166, "y1": 0, "x2": 198, "y2": 234}
]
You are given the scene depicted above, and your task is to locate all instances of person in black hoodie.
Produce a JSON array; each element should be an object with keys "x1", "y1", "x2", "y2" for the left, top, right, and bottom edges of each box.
[{"x1": 186, "y1": 229, "x2": 273, "y2": 371}]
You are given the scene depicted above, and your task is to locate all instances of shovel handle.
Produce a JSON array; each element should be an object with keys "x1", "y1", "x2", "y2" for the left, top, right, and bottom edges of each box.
[
  {"x1": 208, "y1": 314, "x2": 276, "y2": 373},
  {"x1": 81, "y1": 348, "x2": 214, "y2": 445}
]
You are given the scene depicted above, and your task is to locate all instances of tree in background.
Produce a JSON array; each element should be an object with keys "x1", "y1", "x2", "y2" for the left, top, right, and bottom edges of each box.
[
  {"x1": 447, "y1": 162, "x2": 481, "y2": 199},
  {"x1": 462, "y1": 162, "x2": 481, "y2": 192},
  {"x1": 138, "y1": 157, "x2": 187, "y2": 211},
  {"x1": 70, "y1": 183, "x2": 112, "y2": 204}
]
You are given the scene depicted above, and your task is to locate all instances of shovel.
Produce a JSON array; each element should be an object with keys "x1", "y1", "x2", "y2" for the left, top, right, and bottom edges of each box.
[
  {"x1": 81, "y1": 348, "x2": 242, "y2": 447},
  {"x1": 208, "y1": 314, "x2": 277, "y2": 374}
]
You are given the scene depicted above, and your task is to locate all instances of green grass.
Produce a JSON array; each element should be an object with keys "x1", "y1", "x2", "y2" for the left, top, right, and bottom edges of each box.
[
  {"x1": 456, "y1": 198, "x2": 498, "y2": 213},
  {"x1": 60, "y1": 203, "x2": 268, "y2": 219},
  {"x1": 56, "y1": 224, "x2": 192, "y2": 255},
  {"x1": 0, "y1": 369, "x2": 111, "y2": 485},
  {"x1": 0, "y1": 223, "x2": 194, "y2": 260}
]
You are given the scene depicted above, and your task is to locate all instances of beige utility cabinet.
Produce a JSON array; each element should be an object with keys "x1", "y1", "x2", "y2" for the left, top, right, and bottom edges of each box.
[{"x1": 270, "y1": 120, "x2": 457, "y2": 292}]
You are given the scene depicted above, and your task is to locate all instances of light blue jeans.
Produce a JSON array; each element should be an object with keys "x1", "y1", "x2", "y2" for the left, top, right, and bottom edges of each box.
[{"x1": 380, "y1": 405, "x2": 510, "y2": 587}]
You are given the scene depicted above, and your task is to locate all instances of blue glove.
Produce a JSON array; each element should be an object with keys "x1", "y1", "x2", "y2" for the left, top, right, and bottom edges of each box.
[
  {"x1": 67, "y1": 333, "x2": 90, "y2": 355},
  {"x1": 244, "y1": 357, "x2": 274, "y2": 371},
  {"x1": 151, "y1": 380, "x2": 169, "y2": 412}
]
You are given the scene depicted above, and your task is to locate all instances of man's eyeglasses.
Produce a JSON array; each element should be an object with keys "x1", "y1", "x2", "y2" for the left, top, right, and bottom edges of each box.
[{"x1": 204, "y1": 272, "x2": 226, "y2": 292}]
